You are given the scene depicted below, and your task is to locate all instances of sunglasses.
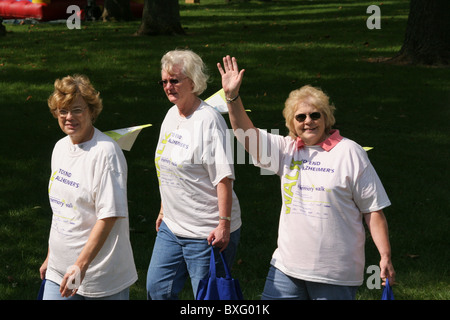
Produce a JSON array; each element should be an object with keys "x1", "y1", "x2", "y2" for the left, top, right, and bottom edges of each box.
[
  {"x1": 158, "y1": 78, "x2": 186, "y2": 87},
  {"x1": 295, "y1": 112, "x2": 321, "y2": 122}
]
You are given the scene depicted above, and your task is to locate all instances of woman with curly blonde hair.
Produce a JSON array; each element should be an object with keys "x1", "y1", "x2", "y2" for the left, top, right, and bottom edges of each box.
[
  {"x1": 218, "y1": 55, "x2": 395, "y2": 300},
  {"x1": 40, "y1": 74, "x2": 137, "y2": 300},
  {"x1": 282, "y1": 85, "x2": 336, "y2": 139}
]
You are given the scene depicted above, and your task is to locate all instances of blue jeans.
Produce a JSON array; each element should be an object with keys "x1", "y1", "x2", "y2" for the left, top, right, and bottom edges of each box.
[
  {"x1": 42, "y1": 279, "x2": 130, "y2": 300},
  {"x1": 146, "y1": 220, "x2": 240, "y2": 300},
  {"x1": 261, "y1": 265, "x2": 359, "y2": 300}
]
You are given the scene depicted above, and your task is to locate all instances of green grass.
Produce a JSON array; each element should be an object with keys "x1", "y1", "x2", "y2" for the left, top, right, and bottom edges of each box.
[{"x1": 1, "y1": 0, "x2": 449, "y2": 300}]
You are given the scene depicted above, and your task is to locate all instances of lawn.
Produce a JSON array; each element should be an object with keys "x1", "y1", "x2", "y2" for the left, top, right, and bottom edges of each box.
[{"x1": 0, "y1": 0, "x2": 449, "y2": 300}]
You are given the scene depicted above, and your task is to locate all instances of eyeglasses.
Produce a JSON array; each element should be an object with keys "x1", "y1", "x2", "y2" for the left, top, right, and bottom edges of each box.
[
  {"x1": 158, "y1": 77, "x2": 187, "y2": 87},
  {"x1": 295, "y1": 112, "x2": 321, "y2": 122},
  {"x1": 57, "y1": 108, "x2": 86, "y2": 117}
]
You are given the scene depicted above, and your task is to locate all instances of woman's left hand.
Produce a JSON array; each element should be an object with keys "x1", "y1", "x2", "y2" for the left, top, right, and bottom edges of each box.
[
  {"x1": 380, "y1": 257, "x2": 396, "y2": 285},
  {"x1": 60, "y1": 265, "x2": 85, "y2": 298},
  {"x1": 59, "y1": 217, "x2": 117, "y2": 297},
  {"x1": 217, "y1": 55, "x2": 245, "y2": 99},
  {"x1": 207, "y1": 224, "x2": 230, "y2": 252}
]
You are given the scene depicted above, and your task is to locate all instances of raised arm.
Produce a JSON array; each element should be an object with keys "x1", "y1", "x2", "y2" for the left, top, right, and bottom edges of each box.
[{"x1": 217, "y1": 56, "x2": 259, "y2": 156}]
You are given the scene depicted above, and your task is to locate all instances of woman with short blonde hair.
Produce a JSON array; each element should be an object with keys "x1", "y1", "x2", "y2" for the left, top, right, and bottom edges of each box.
[
  {"x1": 218, "y1": 55, "x2": 395, "y2": 300},
  {"x1": 48, "y1": 74, "x2": 103, "y2": 123},
  {"x1": 283, "y1": 85, "x2": 336, "y2": 139},
  {"x1": 40, "y1": 74, "x2": 137, "y2": 300}
]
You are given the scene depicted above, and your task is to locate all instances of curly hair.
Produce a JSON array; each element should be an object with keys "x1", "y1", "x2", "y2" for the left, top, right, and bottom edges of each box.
[
  {"x1": 48, "y1": 74, "x2": 103, "y2": 123},
  {"x1": 282, "y1": 85, "x2": 336, "y2": 138}
]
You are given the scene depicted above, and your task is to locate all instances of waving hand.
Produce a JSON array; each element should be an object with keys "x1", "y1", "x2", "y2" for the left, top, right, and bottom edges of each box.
[{"x1": 217, "y1": 55, "x2": 245, "y2": 99}]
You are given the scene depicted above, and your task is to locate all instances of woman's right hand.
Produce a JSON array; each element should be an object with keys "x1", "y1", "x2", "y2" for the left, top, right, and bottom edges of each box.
[
  {"x1": 156, "y1": 212, "x2": 163, "y2": 232},
  {"x1": 39, "y1": 259, "x2": 48, "y2": 281},
  {"x1": 39, "y1": 250, "x2": 50, "y2": 280}
]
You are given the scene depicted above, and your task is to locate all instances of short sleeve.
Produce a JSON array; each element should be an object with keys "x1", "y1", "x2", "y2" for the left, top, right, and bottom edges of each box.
[
  {"x1": 352, "y1": 161, "x2": 391, "y2": 213},
  {"x1": 202, "y1": 115, "x2": 235, "y2": 186},
  {"x1": 94, "y1": 148, "x2": 128, "y2": 220}
]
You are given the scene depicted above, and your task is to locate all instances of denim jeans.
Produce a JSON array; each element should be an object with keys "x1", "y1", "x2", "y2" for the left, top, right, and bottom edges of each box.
[
  {"x1": 146, "y1": 220, "x2": 240, "y2": 300},
  {"x1": 42, "y1": 279, "x2": 130, "y2": 300},
  {"x1": 261, "y1": 265, "x2": 359, "y2": 300}
]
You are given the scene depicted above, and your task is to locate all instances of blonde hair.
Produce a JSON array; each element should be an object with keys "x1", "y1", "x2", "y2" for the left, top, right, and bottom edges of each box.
[
  {"x1": 283, "y1": 85, "x2": 336, "y2": 138},
  {"x1": 48, "y1": 74, "x2": 103, "y2": 123},
  {"x1": 161, "y1": 49, "x2": 209, "y2": 96}
]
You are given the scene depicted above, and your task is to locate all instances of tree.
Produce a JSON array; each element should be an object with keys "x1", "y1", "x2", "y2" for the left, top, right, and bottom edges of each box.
[
  {"x1": 392, "y1": 0, "x2": 450, "y2": 66},
  {"x1": 0, "y1": 18, "x2": 6, "y2": 37},
  {"x1": 102, "y1": 0, "x2": 133, "y2": 21},
  {"x1": 135, "y1": 0, "x2": 185, "y2": 36}
]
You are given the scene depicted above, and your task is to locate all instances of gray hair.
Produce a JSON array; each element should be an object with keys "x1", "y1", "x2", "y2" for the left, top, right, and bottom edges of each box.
[{"x1": 161, "y1": 49, "x2": 209, "y2": 96}]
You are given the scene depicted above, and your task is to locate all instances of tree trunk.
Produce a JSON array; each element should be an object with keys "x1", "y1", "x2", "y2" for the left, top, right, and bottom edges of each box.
[
  {"x1": 392, "y1": 0, "x2": 450, "y2": 66},
  {"x1": 102, "y1": 0, "x2": 133, "y2": 21},
  {"x1": 0, "y1": 18, "x2": 6, "y2": 36},
  {"x1": 135, "y1": 0, "x2": 185, "y2": 36}
]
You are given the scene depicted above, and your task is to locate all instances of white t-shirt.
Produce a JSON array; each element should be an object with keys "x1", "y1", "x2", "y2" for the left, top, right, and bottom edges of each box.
[
  {"x1": 46, "y1": 128, "x2": 138, "y2": 297},
  {"x1": 155, "y1": 100, "x2": 241, "y2": 238},
  {"x1": 253, "y1": 130, "x2": 390, "y2": 286}
]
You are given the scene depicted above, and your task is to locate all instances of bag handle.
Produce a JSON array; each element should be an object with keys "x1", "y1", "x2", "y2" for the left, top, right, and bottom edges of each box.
[
  {"x1": 208, "y1": 246, "x2": 233, "y2": 279},
  {"x1": 219, "y1": 250, "x2": 233, "y2": 280},
  {"x1": 208, "y1": 245, "x2": 217, "y2": 278},
  {"x1": 381, "y1": 278, "x2": 394, "y2": 300}
]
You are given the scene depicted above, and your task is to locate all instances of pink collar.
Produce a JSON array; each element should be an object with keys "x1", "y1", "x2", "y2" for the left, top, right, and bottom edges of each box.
[{"x1": 296, "y1": 129, "x2": 343, "y2": 151}]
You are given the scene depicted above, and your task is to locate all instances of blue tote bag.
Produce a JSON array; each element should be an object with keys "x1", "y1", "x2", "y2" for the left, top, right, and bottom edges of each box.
[
  {"x1": 37, "y1": 279, "x2": 46, "y2": 300},
  {"x1": 196, "y1": 246, "x2": 243, "y2": 300},
  {"x1": 381, "y1": 278, "x2": 394, "y2": 300}
]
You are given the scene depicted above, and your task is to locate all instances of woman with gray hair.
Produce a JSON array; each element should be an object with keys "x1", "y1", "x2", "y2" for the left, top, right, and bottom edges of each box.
[
  {"x1": 146, "y1": 50, "x2": 242, "y2": 300},
  {"x1": 218, "y1": 55, "x2": 395, "y2": 300}
]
